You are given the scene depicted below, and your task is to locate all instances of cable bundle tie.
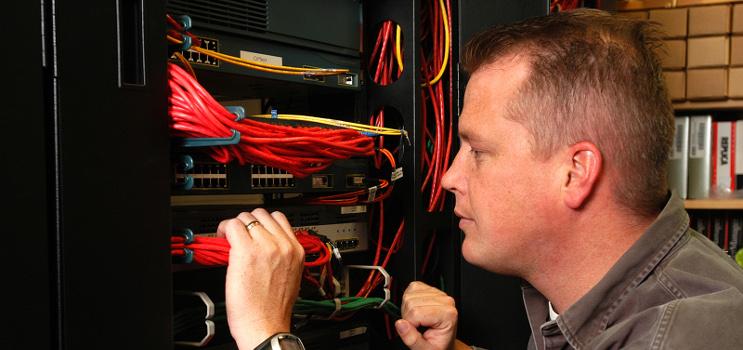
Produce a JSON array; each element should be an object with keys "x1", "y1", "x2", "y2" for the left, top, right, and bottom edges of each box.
[
  {"x1": 391, "y1": 167, "x2": 404, "y2": 182},
  {"x1": 367, "y1": 186, "x2": 378, "y2": 202},
  {"x1": 224, "y1": 106, "x2": 245, "y2": 121},
  {"x1": 181, "y1": 129, "x2": 241, "y2": 147},
  {"x1": 344, "y1": 265, "x2": 391, "y2": 308},
  {"x1": 317, "y1": 298, "x2": 342, "y2": 320},
  {"x1": 402, "y1": 129, "x2": 411, "y2": 145}
]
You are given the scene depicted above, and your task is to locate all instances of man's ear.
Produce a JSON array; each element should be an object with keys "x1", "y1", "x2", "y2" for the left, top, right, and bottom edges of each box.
[{"x1": 561, "y1": 141, "x2": 602, "y2": 209}]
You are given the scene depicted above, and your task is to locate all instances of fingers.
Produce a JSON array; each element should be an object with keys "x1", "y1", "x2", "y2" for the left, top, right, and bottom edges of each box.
[
  {"x1": 216, "y1": 218, "x2": 252, "y2": 249},
  {"x1": 395, "y1": 319, "x2": 431, "y2": 350},
  {"x1": 270, "y1": 210, "x2": 305, "y2": 260},
  {"x1": 399, "y1": 281, "x2": 459, "y2": 350},
  {"x1": 239, "y1": 208, "x2": 283, "y2": 238},
  {"x1": 270, "y1": 210, "x2": 294, "y2": 237}
]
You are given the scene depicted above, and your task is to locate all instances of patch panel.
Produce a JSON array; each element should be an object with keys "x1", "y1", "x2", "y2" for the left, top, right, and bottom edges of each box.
[{"x1": 172, "y1": 153, "x2": 369, "y2": 195}]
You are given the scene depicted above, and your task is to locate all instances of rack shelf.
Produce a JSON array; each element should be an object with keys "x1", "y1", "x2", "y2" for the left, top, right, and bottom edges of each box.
[
  {"x1": 684, "y1": 199, "x2": 743, "y2": 210},
  {"x1": 673, "y1": 100, "x2": 743, "y2": 111}
]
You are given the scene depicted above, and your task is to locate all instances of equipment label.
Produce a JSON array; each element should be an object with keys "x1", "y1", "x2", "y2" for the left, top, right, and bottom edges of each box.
[
  {"x1": 239, "y1": 51, "x2": 283, "y2": 66},
  {"x1": 341, "y1": 205, "x2": 367, "y2": 214}
]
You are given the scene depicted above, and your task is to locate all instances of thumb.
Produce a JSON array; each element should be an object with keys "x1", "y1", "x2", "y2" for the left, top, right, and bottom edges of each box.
[{"x1": 395, "y1": 319, "x2": 431, "y2": 350}]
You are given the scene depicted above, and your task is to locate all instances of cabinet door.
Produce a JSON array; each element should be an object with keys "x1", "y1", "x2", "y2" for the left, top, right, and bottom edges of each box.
[
  {"x1": 2, "y1": 2, "x2": 52, "y2": 349},
  {"x1": 53, "y1": 0, "x2": 172, "y2": 348}
]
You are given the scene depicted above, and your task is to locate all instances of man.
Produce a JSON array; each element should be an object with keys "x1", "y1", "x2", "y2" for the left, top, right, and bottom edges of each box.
[{"x1": 219, "y1": 9, "x2": 743, "y2": 350}]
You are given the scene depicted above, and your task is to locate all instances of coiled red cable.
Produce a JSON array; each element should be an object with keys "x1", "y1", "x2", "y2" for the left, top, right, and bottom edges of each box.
[{"x1": 170, "y1": 229, "x2": 330, "y2": 267}]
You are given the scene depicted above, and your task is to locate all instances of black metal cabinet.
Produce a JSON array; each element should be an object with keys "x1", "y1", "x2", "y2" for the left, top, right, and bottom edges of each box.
[
  {"x1": 3, "y1": 2, "x2": 52, "y2": 350},
  {"x1": 52, "y1": 0, "x2": 171, "y2": 348}
]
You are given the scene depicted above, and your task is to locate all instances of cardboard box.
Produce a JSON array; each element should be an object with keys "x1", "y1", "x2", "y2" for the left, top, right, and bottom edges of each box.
[
  {"x1": 732, "y1": 36, "x2": 743, "y2": 66},
  {"x1": 734, "y1": 4, "x2": 743, "y2": 34},
  {"x1": 730, "y1": 67, "x2": 743, "y2": 98},
  {"x1": 688, "y1": 5, "x2": 731, "y2": 36},
  {"x1": 687, "y1": 68, "x2": 728, "y2": 100},
  {"x1": 617, "y1": 10, "x2": 650, "y2": 20},
  {"x1": 658, "y1": 40, "x2": 687, "y2": 68},
  {"x1": 664, "y1": 70, "x2": 686, "y2": 100},
  {"x1": 649, "y1": 8, "x2": 688, "y2": 38},
  {"x1": 679, "y1": 0, "x2": 740, "y2": 6},
  {"x1": 617, "y1": 0, "x2": 676, "y2": 11},
  {"x1": 687, "y1": 36, "x2": 730, "y2": 67}
]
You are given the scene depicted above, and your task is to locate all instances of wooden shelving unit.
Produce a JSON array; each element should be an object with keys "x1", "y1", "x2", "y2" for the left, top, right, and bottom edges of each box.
[
  {"x1": 673, "y1": 100, "x2": 743, "y2": 111},
  {"x1": 685, "y1": 198, "x2": 743, "y2": 209}
]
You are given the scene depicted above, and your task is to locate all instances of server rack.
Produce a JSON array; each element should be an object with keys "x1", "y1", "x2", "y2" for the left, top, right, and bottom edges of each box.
[{"x1": 7, "y1": 1, "x2": 547, "y2": 348}]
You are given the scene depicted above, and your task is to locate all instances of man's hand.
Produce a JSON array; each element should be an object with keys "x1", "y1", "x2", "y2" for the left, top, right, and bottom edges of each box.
[
  {"x1": 217, "y1": 208, "x2": 305, "y2": 350},
  {"x1": 396, "y1": 281, "x2": 459, "y2": 350}
]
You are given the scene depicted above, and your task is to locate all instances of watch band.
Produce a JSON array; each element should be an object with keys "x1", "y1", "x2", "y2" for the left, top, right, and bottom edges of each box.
[{"x1": 253, "y1": 332, "x2": 305, "y2": 350}]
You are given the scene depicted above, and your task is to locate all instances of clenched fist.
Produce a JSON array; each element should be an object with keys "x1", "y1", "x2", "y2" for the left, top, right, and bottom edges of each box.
[{"x1": 396, "y1": 281, "x2": 459, "y2": 350}]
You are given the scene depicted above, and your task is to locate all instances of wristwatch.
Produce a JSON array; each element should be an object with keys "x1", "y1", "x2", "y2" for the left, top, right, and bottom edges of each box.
[{"x1": 253, "y1": 332, "x2": 305, "y2": 350}]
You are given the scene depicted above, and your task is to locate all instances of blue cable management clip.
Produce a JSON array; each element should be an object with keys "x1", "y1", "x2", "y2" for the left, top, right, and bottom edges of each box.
[
  {"x1": 180, "y1": 35, "x2": 192, "y2": 51},
  {"x1": 176, "y1": 15, "x2": 192, "y2": 31},
  {"x1": 182, "y1": 129, "x2": 241, "y2": 147},
  {"x1": 225, "y1": 106, "x2": 246, "y2": 121}
]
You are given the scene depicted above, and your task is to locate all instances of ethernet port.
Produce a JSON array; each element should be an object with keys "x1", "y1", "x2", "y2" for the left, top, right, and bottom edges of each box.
[
  {"x1": 337, "y1": 73, "x2": 358, "y2": 87},
  {"x1": 346, "y1": 174, "x2": 365, "y2": 188},
  {"x1": 312, "y1": 175, "x2": 333, "y2": 188},
  {"x1": 303, "y1": 65, "x2": 326, "y2": 83}
]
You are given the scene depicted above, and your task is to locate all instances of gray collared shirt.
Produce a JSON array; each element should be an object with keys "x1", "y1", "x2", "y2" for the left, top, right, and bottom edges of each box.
[{"x1": 522, "y1": 193, "x2": 743, "y2": 349}]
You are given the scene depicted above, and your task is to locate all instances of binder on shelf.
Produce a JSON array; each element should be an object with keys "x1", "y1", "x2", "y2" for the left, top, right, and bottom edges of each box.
[
  {"x1": 669, "y1": 116, "x2": 689, "y2": 199},
  {"x1": 736, "y1": 120, "x2": 743, "y2": 190},
  {"x1": 688, "y1": 115, "x2": 713, "y2": 199},
  {"x1": 712, "y1": 121, "x2": 735, "y2": 194}
]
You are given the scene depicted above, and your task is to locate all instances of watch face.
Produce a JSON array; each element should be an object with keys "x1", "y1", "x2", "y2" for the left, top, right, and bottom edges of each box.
[
  {"x1": 277, "y1": 337, "x2": 304, "y2": 350},
  {"x1": 271, "y1": 334, "x2": 305, "y2": 350}
]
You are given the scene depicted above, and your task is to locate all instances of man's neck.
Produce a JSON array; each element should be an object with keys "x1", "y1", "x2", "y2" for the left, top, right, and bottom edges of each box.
[{"x1": 525, "y1": 205, "x2": 657, "y2": 313}]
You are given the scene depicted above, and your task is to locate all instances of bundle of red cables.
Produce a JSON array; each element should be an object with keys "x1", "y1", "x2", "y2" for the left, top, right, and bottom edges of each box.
[
  {"x1": 420, "y1": 0, "x2": 454, "y2": 213},
  {"x1": 168, "y1": 62, "x2": 376, "y2": 178},
  {"x1": 370, "y1": 20, "x2": 403, "y2": 86},
  {"x1": 170, "y1": 229, "x2": 330, "y2": 267}
]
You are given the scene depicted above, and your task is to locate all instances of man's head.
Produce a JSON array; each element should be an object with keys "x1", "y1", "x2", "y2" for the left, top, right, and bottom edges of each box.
[{"x1": 442, "y1": 9, "x2": 674, "y2": 273}]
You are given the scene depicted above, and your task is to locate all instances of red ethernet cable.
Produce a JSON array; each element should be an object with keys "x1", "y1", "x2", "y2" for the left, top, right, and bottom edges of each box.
[{"x1": 168, "y1": 63, "x2": 376, "y2": 178}]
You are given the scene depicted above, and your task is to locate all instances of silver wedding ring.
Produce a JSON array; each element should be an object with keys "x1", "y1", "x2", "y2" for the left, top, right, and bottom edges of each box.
[{"x1": 245, "y1": 220, "x2": 261, "y2": 231}]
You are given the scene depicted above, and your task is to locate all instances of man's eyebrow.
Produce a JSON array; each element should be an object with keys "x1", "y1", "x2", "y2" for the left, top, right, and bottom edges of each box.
[{"x1": 458, "y1": 129, "x2": 484, "y2": 143}]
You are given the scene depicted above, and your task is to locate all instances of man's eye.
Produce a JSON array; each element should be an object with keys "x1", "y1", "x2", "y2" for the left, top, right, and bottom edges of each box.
[{"x1": 470, "y1": 149, "x2": 482, "y2": 158}]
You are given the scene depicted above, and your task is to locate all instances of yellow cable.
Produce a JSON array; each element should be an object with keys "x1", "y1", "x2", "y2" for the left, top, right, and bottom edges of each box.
[
  {"x1": 422, "y1": 0, "x2": 450, "y2": 86},
  {"x1": 167, "y1": 35, "x2": 349, "y2": 76},
  {"x1": 250, "y1": 114, "x2": 408, "y2": 138},
  {"x1": 173, "y1": 51, "x2": 197, "y2": 78},
  {"x1": 395, "y1": 25, "x2": 404, "y2": 73}
]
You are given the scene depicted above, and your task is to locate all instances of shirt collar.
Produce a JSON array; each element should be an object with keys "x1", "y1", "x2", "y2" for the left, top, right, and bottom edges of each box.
[{"x1": 522, "y1": 192, "x2": 689, "y2": 348}]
